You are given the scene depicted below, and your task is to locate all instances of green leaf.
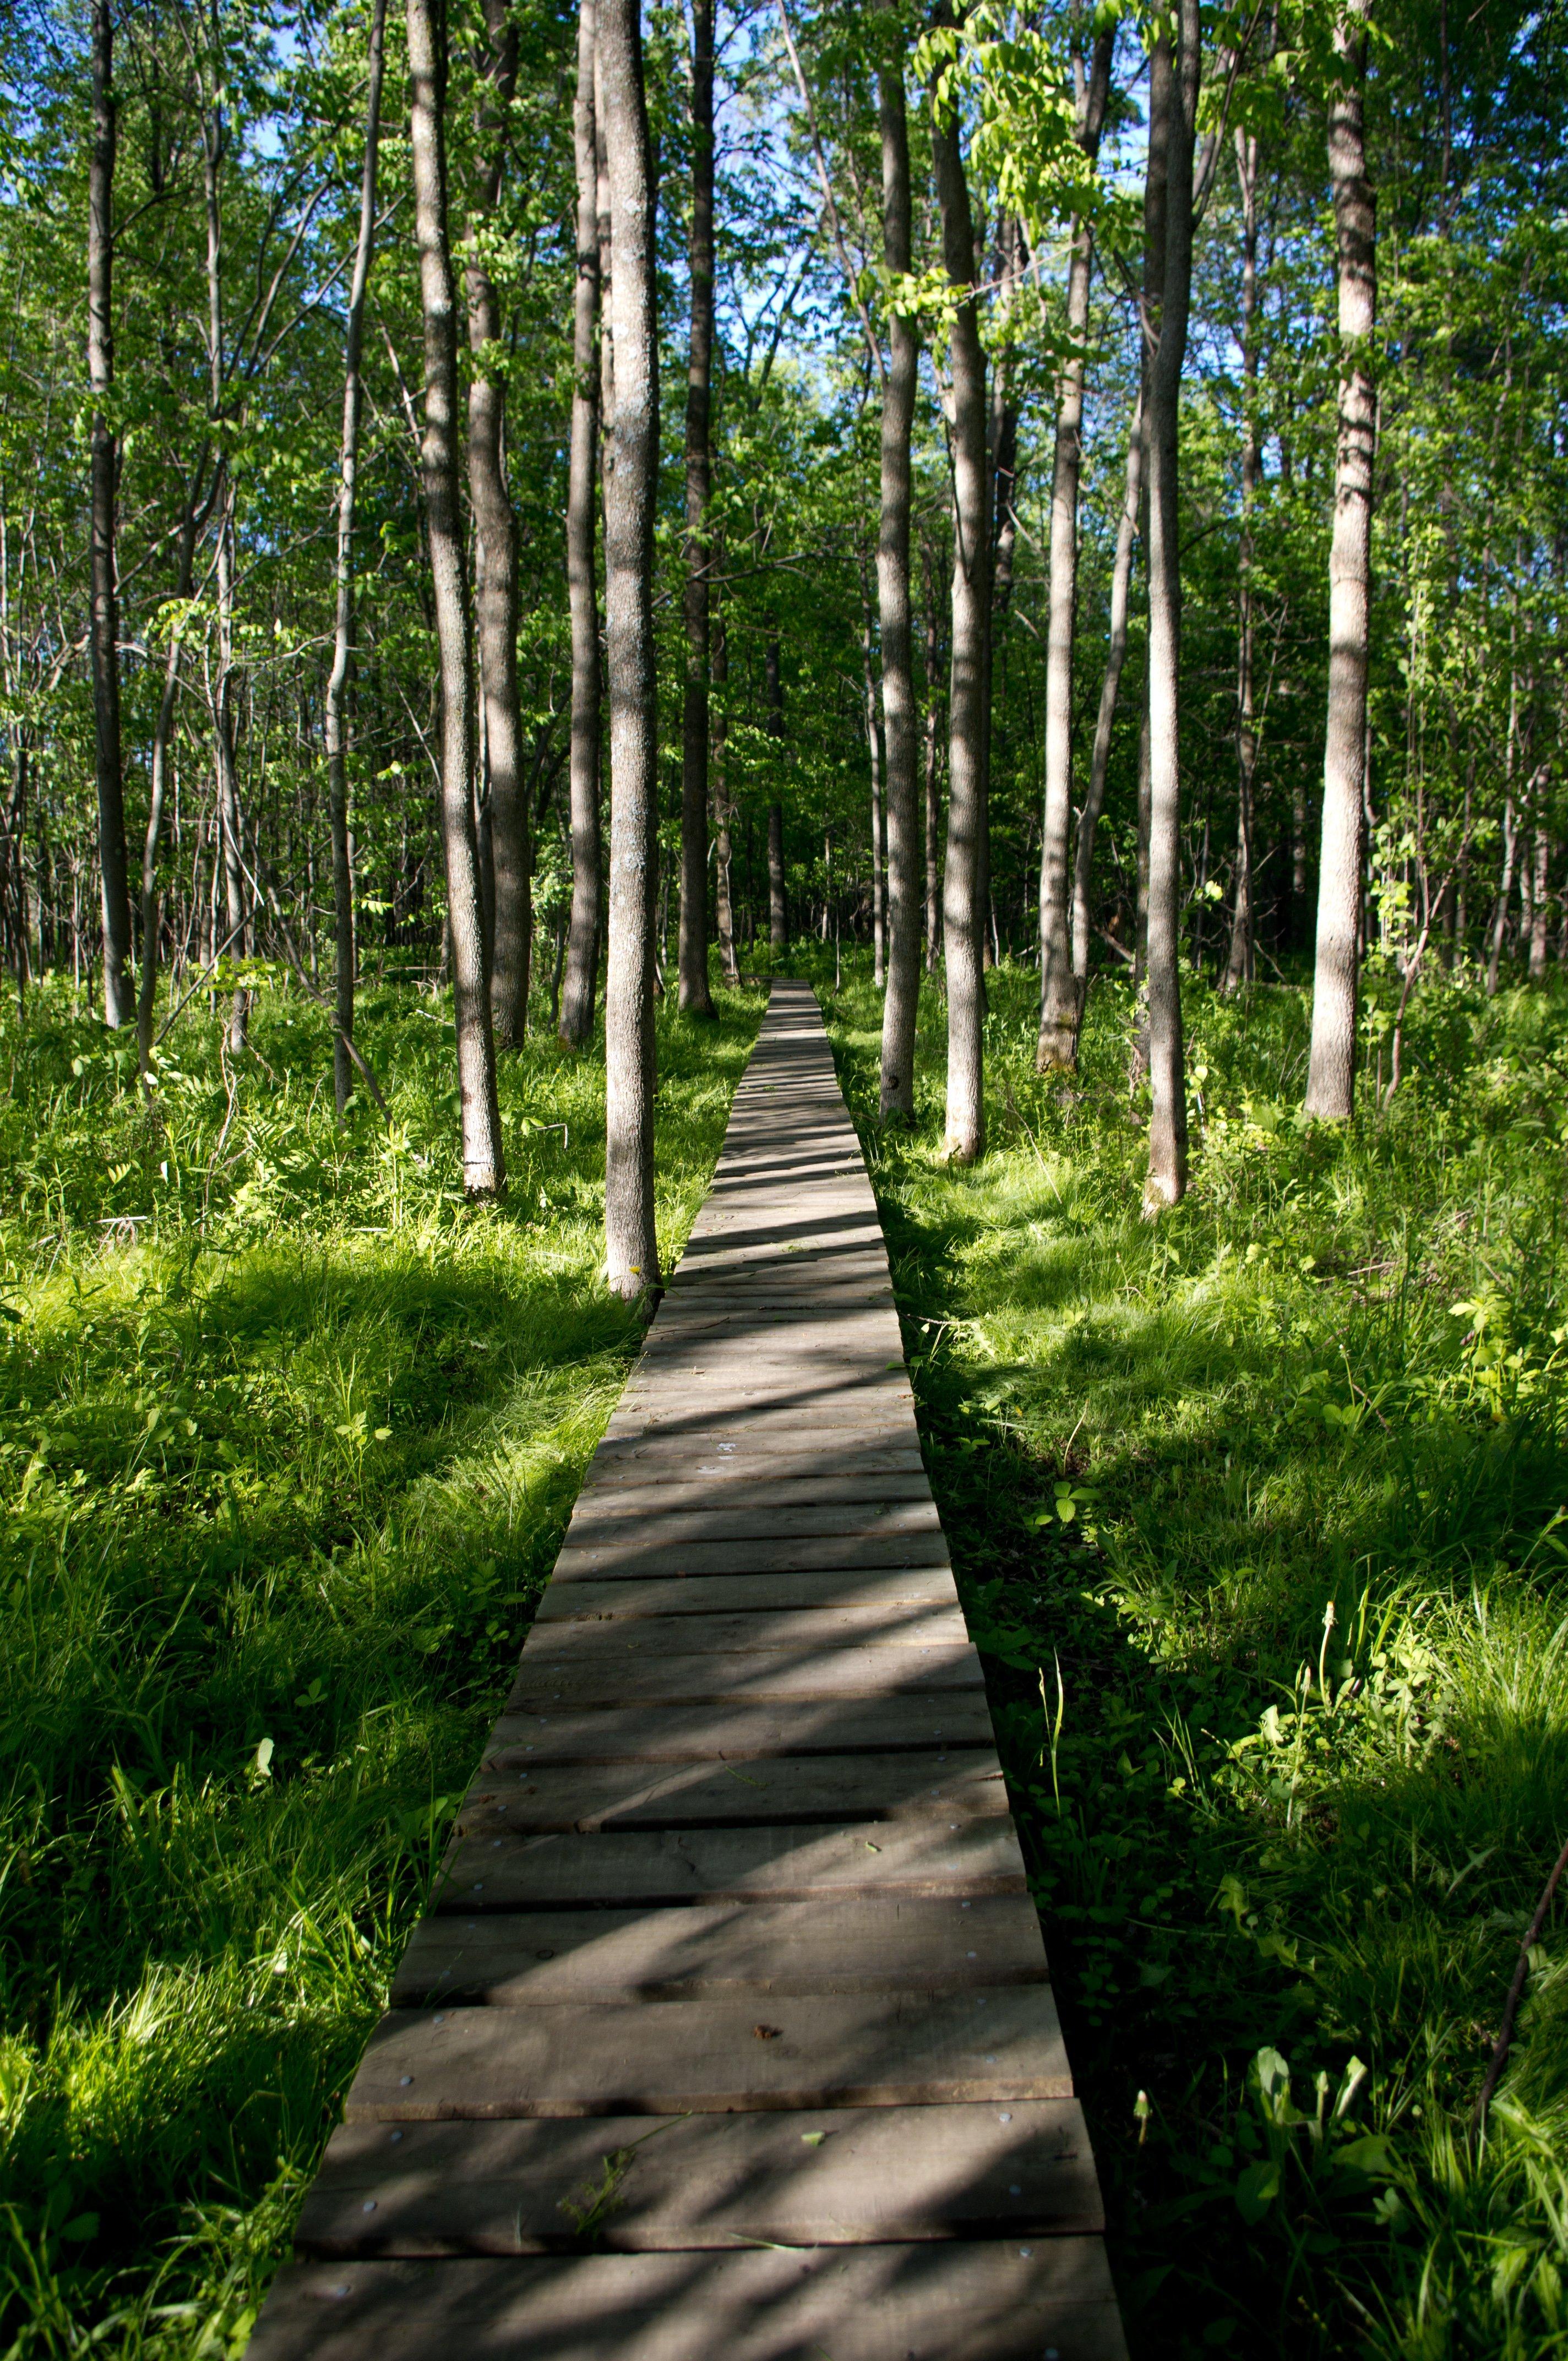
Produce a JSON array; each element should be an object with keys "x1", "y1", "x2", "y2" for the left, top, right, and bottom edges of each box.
[{"x1": 1234, "y1": 2161, "x2": 1279, "y2": 2224}]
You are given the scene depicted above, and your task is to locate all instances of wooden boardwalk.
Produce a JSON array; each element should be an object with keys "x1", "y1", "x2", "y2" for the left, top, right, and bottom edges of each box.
[{"x1": 248, "y1": 983, "x2": 1125, "y2": 2361}]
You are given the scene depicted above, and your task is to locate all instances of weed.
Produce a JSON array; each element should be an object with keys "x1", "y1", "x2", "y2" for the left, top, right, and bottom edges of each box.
[
  {"x1": 820, "y1": 953, "x2": 1568, "y2": 2359},
  {"x1": 0, "y1": 973, "x2": 761, "y2": 2354}
]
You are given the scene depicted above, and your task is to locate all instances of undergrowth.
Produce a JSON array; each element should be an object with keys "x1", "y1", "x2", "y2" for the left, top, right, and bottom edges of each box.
[
  {"x1": 0, "y1": 970, "x2": 763, "y2": 2356},
  {"x1": 819, "y1": 954, "x2": 1568, "y2": 2360}
]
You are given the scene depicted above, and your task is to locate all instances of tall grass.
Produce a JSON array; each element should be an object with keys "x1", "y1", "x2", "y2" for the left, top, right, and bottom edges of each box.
[
  {"x1": 0, "y1": 972, "x2": 763, "y2": 2356},
  {"x1": 820, "y1": 954, "x2": 1568, "y2": 2359}
]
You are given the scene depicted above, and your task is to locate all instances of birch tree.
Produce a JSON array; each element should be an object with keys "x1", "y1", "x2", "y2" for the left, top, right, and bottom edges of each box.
[{"x1": 407, "y1": 0, "x2": 504, "y2": 1196}]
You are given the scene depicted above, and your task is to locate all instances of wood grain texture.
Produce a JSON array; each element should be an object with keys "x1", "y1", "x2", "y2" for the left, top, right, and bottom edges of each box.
[
  {"x1": 432, "y1": 1812, "x2": 1026, "y2": 1910},
  {"x1": 504, "y1": 1639, "x2": 980, "y2": 1711},
  {"x1": 390, "y1": 1893, "x2": 1048, "y2": 2005},
  {"x1": 483, "y1": 1693, "x2": 1000, "y2": 1764},
  {"x1": 342, "y1": 1987, "x2": 1071, "y2": 2118},
  {"x1": 534, "y1": 1567, "x2": 957, "y2": 1618},
  {"x1": 297, "y1": 2099, "x2": 1100, "y2": 2253},
  {"x1": 450, "y1": 1748, "x2": 1006, "y2": 1832},
  {"x1": 247, "y1": 2242, "x2": 1128, "y2": 2360}
]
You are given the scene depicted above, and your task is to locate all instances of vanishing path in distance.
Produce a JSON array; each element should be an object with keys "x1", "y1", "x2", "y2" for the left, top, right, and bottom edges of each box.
[{"x1": 248, "y1": 980, "x2": 1125, "y2": 2360}]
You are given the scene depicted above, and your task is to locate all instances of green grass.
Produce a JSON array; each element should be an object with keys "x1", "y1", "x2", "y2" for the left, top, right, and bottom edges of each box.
[
  {"x1": 0, "y1": 970, "x2": 764, "y2": 2357},
  {"x1": 815, "y1": 953, "x2": 1568, "y2": 2359},
  {"x1": 6, "y1": 943, "x2": 1566, "y2": 2357}
]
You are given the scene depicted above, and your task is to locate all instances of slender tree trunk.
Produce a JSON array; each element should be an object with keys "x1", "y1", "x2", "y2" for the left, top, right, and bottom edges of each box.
[
  {"x1": 599, "y1": 0, "x2": 660, "y2": 1294},
  {"x1": 1036, "y1": 24, "x2": 1115, "y2": 1070},
  {"x1": 1143, "y1": 8, "x2": 1199, "y2": 1211},
  {"x1": 137, "y1": 477, "x2": 205, "y2": 1079},
  {"x1": 1304, "y1": 0, "x2": 1375, "y2": 1120},
  {"x1": 862, "y1": 584, "x2": 886, "y2": 987},
  {"x1": 1487, "y1": 788, "x2": 1517, "y2": 996},
  {"x1": 1072, "y1": 393, "x2": 1142, "y2": 993},
  {"x1": 560, "y1": 0, "x2": 603, "y2": 1048},
  {"x1": 922, "y1": 536, "x2": 945, "y2": 974},
  {"x1": 324, "y1": 0, "x2": 386, "y2": 1109},
  {"x1": 201, "y1": 68, "x2": 251, "y2": 1056},
  {"x1": 765, "y1": 635, "x2": 786, "y2": 950},
  {"x1": 1531, "y1": 829, "x2": 1551, "y2": 978},
  {"x1": 1127, "y1": 31, "x2": 1168, "y2": 1095},
  {"x1": 408, "y1": 0, "x2": 504, "y2": 1196},
  {"x1": 712, "y1": 557, "x2": 738, "y2": 985},
  {"x1": 931, "y1": 88, "x2": 988, "y2": 1163},
  {"x1": 677, "y1": 0, "x2": 716, "y2": 1016},
  {"x1": 465, "y1": 0, "x2": 527, "y2": 1047},
  {"x1": 989, "y1": 215, "x2": 1023, "y2": 628},
  {"x1": 88, "y1": 0, "x2": 132, "y2": 1030},
  {"x1": 767, "y1": 795, "x2": 787, "y2": 950},
  {"x1": 1224, "y1": 126, "x2": 1260, "y2": 998},
  {"x1": 878, "y1": 59, "x2": 921, "y2": 1118}
]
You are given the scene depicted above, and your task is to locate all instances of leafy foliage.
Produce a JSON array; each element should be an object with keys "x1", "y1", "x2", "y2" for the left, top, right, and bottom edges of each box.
[
  {"x1": 0, "y1": 976, "x2": 762, "y2": 2355},
  {"x1": 822, "y1": 953, "x2": 1568, "y2": 2359}
]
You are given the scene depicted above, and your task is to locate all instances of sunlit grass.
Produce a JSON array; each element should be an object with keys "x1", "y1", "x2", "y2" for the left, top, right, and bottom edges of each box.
[
  {"x1": 0, "y1": 971, "x2": 763, "y2": 2355},
  {"x1": 820, "y1": 951, "x2": 1568, "y2": 2360}
]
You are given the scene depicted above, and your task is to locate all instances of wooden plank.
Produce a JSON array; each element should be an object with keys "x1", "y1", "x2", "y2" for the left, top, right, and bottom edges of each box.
[
  {"x1": 296, "y1": 2098, "x2": 1099, "y2": 2255},
  {"x1": 560, "y1": 1477, "x2": 935, "y2": 1521},
  {"x1": 584, "y1": 1442, "x2": 926, "y2": 1481},
  {"x1": 561, "y1": 1502, "x2": 941, "y2": 1550},
  {"x1": 483, "y1": 1694, "x2": 1000, "y2": 1765},
  {"x1": 599, "y1": 1422, "x2": 922, "y2": 1455},
  {"x1": 504, "y1": 1640, "x2": 979, "y2": 1711},
  {"x1": 595, "y1": 1426, "x2": 925, "y2": 1464},
  {"x1": 431, "y1": 1814, "x2": 1026, "y2": 1911},
  {"x1": 391, "y1": 1894, "x2": 1048, "y2": 2006},
  {"x1": 249, "y1": 2239, "x2": 1128, "y2": 2360},
  {"x1": 341, "y1": 1987, "x2": 1071, "y2": 2119},
  {"x1": 522, "y1": 1606, "x2": 965, "y2": 1657},
  {"x1": 616, "y1": 1367, "x2": 911, "y2": 1394},
  {"x1": 450, "y1": 1749, "x2": 1006, "y2": 1833},
  {"x1": 535, "y1": 1570, "x2": 954, "y2": 1619},
  {"x1": 550, "y1": 1533, "x2": 949, "y2": 1580}
]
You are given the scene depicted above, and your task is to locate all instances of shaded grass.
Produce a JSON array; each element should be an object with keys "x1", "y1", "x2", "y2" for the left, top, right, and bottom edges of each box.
[
  {"x1": 820, "y1": 953, "x2": 1568, "y2": 2360},
  {"x1": 0, "y1": 972, "x2": 763, "y2": 2355}
]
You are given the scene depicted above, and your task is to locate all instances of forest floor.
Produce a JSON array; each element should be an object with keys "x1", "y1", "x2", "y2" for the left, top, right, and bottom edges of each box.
[
  {"x1": 2, "y1": 955, "x2": 1565, "y2": 2359},
  {"x1": 0, "y1": 971, "x2": 765, "y2": 2357},
  {"x1": 820, "y1": 956, "x2": 1568, "y2": 2361}
]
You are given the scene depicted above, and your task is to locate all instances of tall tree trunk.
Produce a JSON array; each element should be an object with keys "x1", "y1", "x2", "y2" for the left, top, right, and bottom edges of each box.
[
  {"x1": 931, "y1": 88, "x2": 988, "y2": 1164},
  {"x1": 202, "y1": 66, "x2": 250, "y2": 1055},
  {"x1": 560, "y1": 0, "x2": 603, "y2": 1048},
  {"x1": 598, "y1": 0, "x2": 660, "y2": 1294},
  {"x1": 1304, "y1": 0, "x2": 1375, "y2": 1120},
  {"x1": 1487, "y1": 787, "x2": 1517, "y2": 996},
  {"x1": 407, "y1": 0, "x2": 504, "y2": 1196},
  {"x1": 466, "y1": 0, "x2": 528, "y2": 1046},
  {"x1": 677, "y1": 0, "x2": 716, "y2": 1016},
  {"x1": 137, "y1": 474, "x2": 205, "y2": 1080},
  {"x1": 88, "y1": 0, "x2": 132, "y2": 1030},
  {"x1": 1072, "y1": 393, "x2": 1142, "y2": 993},
  {"x1": 1223, "y1": 125, "x2": 1261, "y2": 998},
  {"x1": 877, "y1": 58, "x2": 921, "y2": 1118},
  {"x1": 922, "y1": 535, "x2": 945, "y2": 974},
  {"x1": 989, "y1": 215, "x2": 1023, "y2": 628},
  {"x1": 765, "y1": 637, "x2": 786, "y2": 950},
  {"x1": 1128, "y1": 32, "x2": 1168, "y2": 1094},
  {"x1": 1531, "y1": 828, "x2": 1551, "y2": 977},
  {"x1": 1143, "y1": 6, "x2": 1199, "y2": 1211},
  {"x1": 862, "y1": 583, "x2": 886, "y2": 987},
  {"x1": 712, "y1": 554, "x2": 738, "y2": 985},
  {"x1": 767, "y1": 796, "x2": 787, "y2": 950},
  {"x1": 324, "y1": 0, "x2": 386, "y2": 1109},
  {"x1": 1035, "y1": 23, "x2": 1115, "y2": 1071}
]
